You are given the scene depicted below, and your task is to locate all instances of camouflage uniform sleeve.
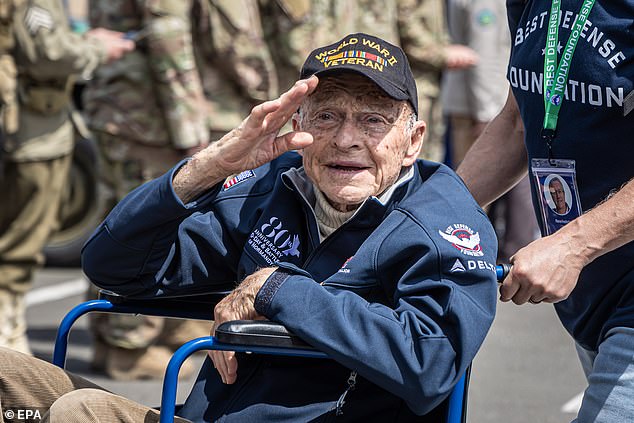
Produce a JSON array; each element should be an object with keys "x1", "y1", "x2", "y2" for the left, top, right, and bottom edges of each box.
[
  {"x1": 142, "y1": 0, "x2": 209, "y2": 150},
  {"x1": 397, "y1": 0, "x2": 449, "y2": 73},
  {"x1": 12, "y1": 0, "x2": 107, "y2": 80},
  {"x1": 207, "y1": 0, "x2": 277, "y2": 102}
]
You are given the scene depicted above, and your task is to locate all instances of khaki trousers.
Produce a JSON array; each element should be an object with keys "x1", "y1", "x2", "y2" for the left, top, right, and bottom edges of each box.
[
  {"x1": 0, "y1": 347, "x2": 191, "y2": 422},
  {"x1": 0, "y1": 154, "x2": 72, "y2": 293},
  {"x1": 448, "y1": 115, "x2": 476, "y2": 168},
  {"x1": 0, "y1": 155, "x2": 72, "y2": 352}
]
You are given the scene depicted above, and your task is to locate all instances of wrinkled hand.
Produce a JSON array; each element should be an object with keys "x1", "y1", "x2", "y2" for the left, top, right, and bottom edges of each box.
[
  {"x1": 172, "y1": 76, "x2": 319, "y2": 203},
  {"x1": 210, "y1": 267, "x2": 277, "y2": 384},
  {"x1": 86, "y1": 28, "x2": 135, "y2": 62},
  {"x1": 199, "y1": 76, "x2": 319, "y2": 177},
  {"x1": 500, "y1": 233, "x2": 586, "y2": 304}
]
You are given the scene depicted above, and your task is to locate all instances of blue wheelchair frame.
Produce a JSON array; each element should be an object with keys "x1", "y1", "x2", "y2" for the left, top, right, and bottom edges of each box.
[{"x1": 53, "y1": 265, "x2": 508, "y2": 423}]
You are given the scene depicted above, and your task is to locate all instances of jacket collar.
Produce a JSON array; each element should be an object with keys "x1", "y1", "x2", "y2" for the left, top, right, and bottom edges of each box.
[{"x1": 281, "y1": 165, "x2": 415, "y2": 227}]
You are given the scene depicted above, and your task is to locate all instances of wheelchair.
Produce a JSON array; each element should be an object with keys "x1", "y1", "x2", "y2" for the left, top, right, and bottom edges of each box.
[{"x1": 53, "y1": 264, "x2": 510, "y2": 423}]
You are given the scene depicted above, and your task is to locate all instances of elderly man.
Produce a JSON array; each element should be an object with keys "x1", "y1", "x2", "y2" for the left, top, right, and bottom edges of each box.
[{"x1": 0, "y1": 33, "x2": 497, "y2": 422}]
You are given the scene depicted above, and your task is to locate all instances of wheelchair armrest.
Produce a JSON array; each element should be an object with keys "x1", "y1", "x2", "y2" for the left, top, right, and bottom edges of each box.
[
  {"x1": 54, "y1": 290, "x2": 230, "y2": 368},
  {"x1": 98, "y1": 289, "x2": 232, "y2": 321},
  {"x1": 215, "y1": 320, "x2": 313, "y2": 349},
  {"x1": 160, "y1": 323, "x2": 322, "y2": 423}
]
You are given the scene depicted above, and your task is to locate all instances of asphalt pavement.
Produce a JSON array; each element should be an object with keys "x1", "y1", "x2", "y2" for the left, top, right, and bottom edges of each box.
[{"x1": 25, "y1": 267, "x2": 587, "y2": 422}]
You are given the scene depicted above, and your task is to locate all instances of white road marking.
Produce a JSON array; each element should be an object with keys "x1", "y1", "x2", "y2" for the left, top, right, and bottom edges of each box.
[
  {"x1": 25, "y1": 278, "x2": 89, "y2": 307},
  {"x1": 561, "y1": 391, "x2": 584, "y2": 414}
]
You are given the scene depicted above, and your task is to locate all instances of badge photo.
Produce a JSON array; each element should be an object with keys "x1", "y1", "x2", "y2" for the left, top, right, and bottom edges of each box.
[
  {"x1": 531, "y1": 159, "x2": 582, "y2": 236},
  {"x1": 543, "y1": 174, "x2": 572, "y2": 216}
]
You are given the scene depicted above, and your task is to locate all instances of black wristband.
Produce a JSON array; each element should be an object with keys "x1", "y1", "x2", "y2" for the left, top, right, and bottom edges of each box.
[{"x1": 254, "y1": 268, "x2": 292, "y2": 317}]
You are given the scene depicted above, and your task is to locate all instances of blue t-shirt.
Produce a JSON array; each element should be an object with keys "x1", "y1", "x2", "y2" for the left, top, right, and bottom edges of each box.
[{"x1": 507, "y1": 0, "x2": 634, "y2": 350}]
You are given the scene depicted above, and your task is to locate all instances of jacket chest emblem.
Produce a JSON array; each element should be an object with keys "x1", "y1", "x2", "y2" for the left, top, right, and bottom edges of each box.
[
  {"x1": 337, "y1": 256, "x2": 354, "y2": 274},
  {"x1": 438, "y1": 224, "x2": 484, "y2": 257},
  {"x1": 223, "y1": 170, "x2": 256, "y2": 191},
  {"x1": 248, "y1": 216, "x2": 301, "y2": 265}
]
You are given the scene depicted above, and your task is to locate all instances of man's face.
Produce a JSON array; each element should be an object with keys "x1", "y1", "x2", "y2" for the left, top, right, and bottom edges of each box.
[
  {"x1": 549, "y1": 179, "x2": 567, "y2": 213},
  {"x1": 294, "y1": 73, "x2": 424, "y2": 211}
]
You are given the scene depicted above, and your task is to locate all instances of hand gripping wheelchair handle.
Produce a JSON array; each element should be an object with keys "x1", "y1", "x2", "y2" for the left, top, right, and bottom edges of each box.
[{"x1": 496, "y1": 263, "x2": 511, "y2": 281}]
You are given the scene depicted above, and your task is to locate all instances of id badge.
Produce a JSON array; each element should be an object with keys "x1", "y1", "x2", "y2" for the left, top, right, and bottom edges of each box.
[{"x1": 531, "y1": 158, "x2": 582, "y2": 235}]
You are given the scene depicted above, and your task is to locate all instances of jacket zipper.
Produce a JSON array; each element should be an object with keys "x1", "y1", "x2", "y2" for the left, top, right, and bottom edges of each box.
[{"x1": 334, "y1": 370, "x2": 357, "y2": 416}]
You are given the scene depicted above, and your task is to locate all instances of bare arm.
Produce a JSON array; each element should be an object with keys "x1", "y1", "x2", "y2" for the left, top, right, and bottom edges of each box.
[
  {"x1": 575, "y1": 180, "x2": 634, "y2": 262},
  {"x1": 173, "y1": 77, "x2": 319, "y2": 382},
  {"x1": 462, "y1": 91, "x2": 634, "y2": 305},
  {"x1": 505, "y1": 178, "x2": 634, "y2": 304},
  {"x1": 172, "y1": 76, "x2": 319, "y2": 203},
  {"x1": 457, "y1": 89, "x2": 528, "y2": 207}
]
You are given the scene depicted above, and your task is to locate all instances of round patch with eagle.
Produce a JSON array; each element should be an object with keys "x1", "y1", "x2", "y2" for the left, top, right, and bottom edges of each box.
[{"x1": 438, "y1": 224, "x2": 484, "y2": 257}]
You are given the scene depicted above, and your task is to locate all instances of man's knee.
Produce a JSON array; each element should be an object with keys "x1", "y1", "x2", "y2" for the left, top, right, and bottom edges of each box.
[
  {"x1": 0, "y1": 346, "x2": 35, "y2": 383},
  {"x1": 44, "y1": 388, "x2": 169, "y2": 423},
  {"x1": 45, "y1": 388, "x2": 106, "y2": 422}
]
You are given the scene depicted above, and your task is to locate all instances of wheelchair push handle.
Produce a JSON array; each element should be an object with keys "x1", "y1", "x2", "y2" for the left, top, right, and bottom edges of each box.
[{"x1": 496, "y1": 263, "x2": 510, "y2": 282}]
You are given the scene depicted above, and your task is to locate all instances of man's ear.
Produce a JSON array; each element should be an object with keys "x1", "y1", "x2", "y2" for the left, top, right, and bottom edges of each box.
[
  {"x1": 291, "y1": 112, "x2": 304, "y2": 156},
  {"x1": 291, "y1": 112, "x2": 301, "y2": 132},
  {"x1": 402, "y1": 120, "x2": 426, "y2": 166}
]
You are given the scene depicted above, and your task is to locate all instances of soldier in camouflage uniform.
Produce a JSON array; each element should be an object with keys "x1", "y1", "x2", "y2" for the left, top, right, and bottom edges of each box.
[
  {"x1": 82, "y1": 0, "x2": 276, "y2": 380},
  {"x1": 0, "y1": 0, "x2": 133, "y2": 354},
  {"x1": 260, "y1": 0, "x2": 477, "y2": 162},
  {"x1": 192, "y1": 0, "x2": 277, "y2": 137},
  {"x1": 259, "y1": 0, "x2": 400, "y2": 93}
]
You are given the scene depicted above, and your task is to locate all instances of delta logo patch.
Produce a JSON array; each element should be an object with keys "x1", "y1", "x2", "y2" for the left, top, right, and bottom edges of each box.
[
  {"x1": 439, "y1": 224, "x2": 484, "y2": 257},
  {"x1": 223, "y1": 170, "x2": 255, "y2": 191},
  {"x1": 450, "y1": 259, "x2": 466, "y2": 273}
]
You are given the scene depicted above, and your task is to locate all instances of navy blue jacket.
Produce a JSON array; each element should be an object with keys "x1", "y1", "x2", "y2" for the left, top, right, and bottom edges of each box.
[{"x1": 82, "y1": 153, "x2": 498, "y2": 421}]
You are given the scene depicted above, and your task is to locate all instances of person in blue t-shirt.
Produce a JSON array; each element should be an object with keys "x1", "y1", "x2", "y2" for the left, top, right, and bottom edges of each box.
[{"x1": 458, "y1": 1, "x2": 633, "y2": 421}]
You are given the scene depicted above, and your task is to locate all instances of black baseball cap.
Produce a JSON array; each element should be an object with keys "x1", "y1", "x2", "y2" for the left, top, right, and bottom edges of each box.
[{"x1": 300, "y1": 33, "x2": 418, "y2": 116}]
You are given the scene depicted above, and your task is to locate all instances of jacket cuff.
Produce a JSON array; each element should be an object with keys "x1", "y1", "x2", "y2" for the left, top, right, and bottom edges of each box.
[{"x1": 254, "y1": 268, "x2": 292, "y2": 317}]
